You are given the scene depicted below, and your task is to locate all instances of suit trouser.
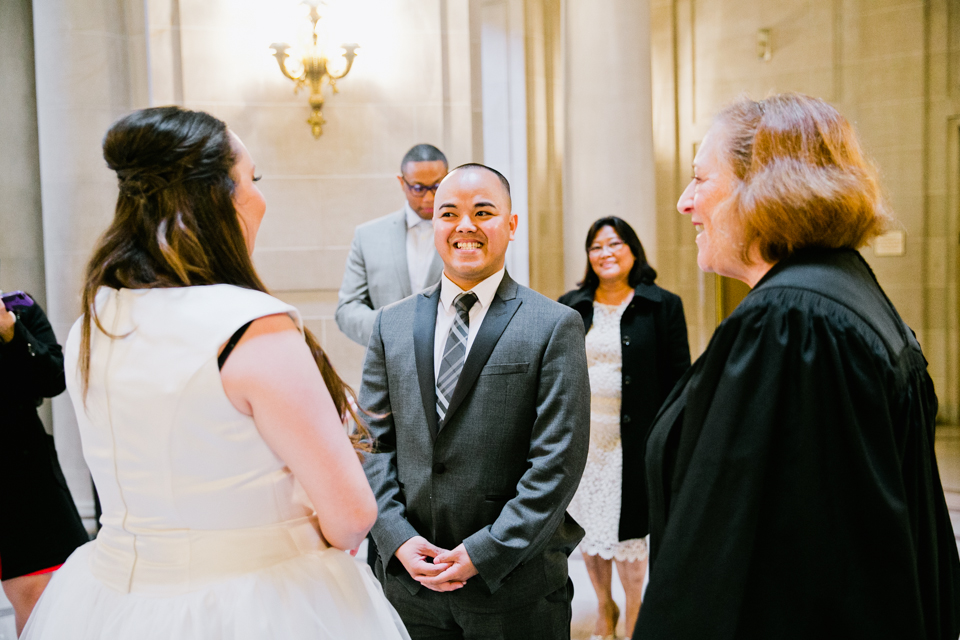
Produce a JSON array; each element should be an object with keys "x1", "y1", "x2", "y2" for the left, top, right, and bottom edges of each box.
[{"x1": 383, "y1": 575, "x2": 573, "y2": 640}]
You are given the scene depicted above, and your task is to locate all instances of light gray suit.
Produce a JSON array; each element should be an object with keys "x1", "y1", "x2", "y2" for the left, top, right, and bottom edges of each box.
[
  {"x1": 360, "y1": 273, "x2": 590, "y2": 638},
  {"x1": 336, "y1": 209, "x2": 444, "y2": 346}
]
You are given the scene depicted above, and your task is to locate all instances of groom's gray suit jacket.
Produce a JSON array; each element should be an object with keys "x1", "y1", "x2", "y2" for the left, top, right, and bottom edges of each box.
[{"x1": 360, "y1": 273, "x2": 590, "y2": 606}]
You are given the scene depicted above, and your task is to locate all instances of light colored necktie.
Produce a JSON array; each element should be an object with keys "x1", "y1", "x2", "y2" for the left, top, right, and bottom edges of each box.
[{"x1": 436, "y1": 292, "x2": 478, "y2": 423}]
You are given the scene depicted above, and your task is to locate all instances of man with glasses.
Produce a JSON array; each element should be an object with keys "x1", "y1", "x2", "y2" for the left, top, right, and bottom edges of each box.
[{"x1": 337, "y1": 144, "x2": 447, "y2": 348}]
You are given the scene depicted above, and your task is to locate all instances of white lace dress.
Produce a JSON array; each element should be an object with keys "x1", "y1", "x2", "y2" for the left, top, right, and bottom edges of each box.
[{"x1": 568, "y1": 299, "x2": 648, "y2": 562}]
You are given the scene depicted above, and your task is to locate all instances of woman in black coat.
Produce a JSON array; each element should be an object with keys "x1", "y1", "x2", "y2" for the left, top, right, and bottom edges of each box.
[
  {"x1": 0, "y1": 293, "x2": 89, "y2": 635},
  {"x1": 636, "y1": 93, "x2": 960, "y2": 639},
  {"x1": 559, "y1": 217, "x2": 690, "y2": 640}
]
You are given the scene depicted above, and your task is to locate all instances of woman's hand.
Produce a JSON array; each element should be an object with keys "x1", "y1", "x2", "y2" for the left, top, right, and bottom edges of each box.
[{"x1": 0, "y1": 310, "x2": 16, "y2": 343}]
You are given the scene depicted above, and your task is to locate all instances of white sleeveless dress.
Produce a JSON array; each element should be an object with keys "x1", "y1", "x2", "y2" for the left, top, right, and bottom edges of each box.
[{"x1": 22, "y1": 285, "x2": 409, "y2": 640}]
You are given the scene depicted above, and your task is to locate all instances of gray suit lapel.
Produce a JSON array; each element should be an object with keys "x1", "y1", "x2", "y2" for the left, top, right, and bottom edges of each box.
[
  {"x1": 389, "y1": 211, "x2": 413, "y2": 299},
  {"x1": 439, "y1": 274, "x2": 522, "y2": 432},
  {"x1": 414, "y1": 284, "x2": 441, "y2": 440}
]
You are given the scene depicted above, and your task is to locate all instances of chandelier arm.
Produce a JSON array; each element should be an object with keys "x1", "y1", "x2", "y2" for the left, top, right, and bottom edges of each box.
[
  {"x1": 269, "y1": 44, "x2": 304, "y2": 81},
  {"x1": 327, "y1": 45, "x2": 359, "y2": 80}
]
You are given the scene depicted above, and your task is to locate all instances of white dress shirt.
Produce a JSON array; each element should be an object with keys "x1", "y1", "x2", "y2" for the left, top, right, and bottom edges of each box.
[
  {"x1": 434, "y1": 267, "x2": 506, "y2": 381},
  {"x1": 405, "y1": 204, "x2": 436, "y2": 295}
]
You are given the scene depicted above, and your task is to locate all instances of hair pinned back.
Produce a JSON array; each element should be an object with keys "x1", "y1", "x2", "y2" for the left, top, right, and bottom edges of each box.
[
  {"x1": 82, "y1": 106, "x2": 371, "y2": 455},
  {"x1": 715, "y1": 93, "x2": 892, "y2": 264}
]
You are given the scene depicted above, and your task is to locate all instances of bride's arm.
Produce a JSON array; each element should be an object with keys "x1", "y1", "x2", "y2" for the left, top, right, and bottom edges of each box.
[{"x1": 219, "y1": 313, "x2": 378, "y2": 551}]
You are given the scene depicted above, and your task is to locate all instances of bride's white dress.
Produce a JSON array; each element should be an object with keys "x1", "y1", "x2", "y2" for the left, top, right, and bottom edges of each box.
[{"x1": 22, "y1": 285, "x2": 409, "y2": 640}]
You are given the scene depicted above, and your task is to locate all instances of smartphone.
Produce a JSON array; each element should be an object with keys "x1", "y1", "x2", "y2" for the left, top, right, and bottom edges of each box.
[{"x1": 1, "y1": 291, "x2": 34, "y2": 311}]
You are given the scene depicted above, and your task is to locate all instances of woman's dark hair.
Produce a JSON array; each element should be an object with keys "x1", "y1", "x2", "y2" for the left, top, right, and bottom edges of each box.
[
  {"x1": 81, "y1": 106, "x2": 370, "y2": 453},
  {"x1": 578, "y1": 216, "x2": 657, "y2": 290}
]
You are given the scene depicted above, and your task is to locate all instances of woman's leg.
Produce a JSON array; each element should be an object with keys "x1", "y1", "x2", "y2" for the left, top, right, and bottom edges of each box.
[
  {"x1": 3, "y1": 572, "x2": 52, "y2": 636},
  {"x1": 614, "y1": 556, "x2": 648, "y2": 639},
  {"x1": 582, "y1": 552, "x2": 618, "y2": 637}
]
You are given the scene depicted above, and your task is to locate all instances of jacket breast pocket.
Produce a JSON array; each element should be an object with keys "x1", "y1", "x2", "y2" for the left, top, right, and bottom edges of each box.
[{"x1": 480, "y1": 362, "x2": 529, "y2": 376}]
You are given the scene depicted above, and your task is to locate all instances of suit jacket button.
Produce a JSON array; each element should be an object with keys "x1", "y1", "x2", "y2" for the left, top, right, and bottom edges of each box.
[
  {"x1": 622, "y1": 415, "x2": 632, "y2": 424},
  {"x1": 622, "y1": 336, "x2": 631, "y2": 346},
  {"x1": 433, "y1": 463, "x2": 446, "y2": 474},
  {"x1": 624, "y1": 375, "x2": 632, "y2": 385}
]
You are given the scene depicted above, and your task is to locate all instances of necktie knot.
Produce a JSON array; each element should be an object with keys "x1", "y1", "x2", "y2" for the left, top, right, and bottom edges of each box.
[{"x1": 454, "y1": 292, "x2": 478, "y2": 320}]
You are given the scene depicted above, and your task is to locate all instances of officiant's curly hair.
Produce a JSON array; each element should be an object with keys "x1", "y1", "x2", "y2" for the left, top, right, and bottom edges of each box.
[{"x1": 79, "y1": 106, "x2": 371, "y2": 455}]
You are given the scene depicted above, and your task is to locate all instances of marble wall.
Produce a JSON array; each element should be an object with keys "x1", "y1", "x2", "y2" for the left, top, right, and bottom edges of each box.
[
  {"x1": 31, "y1": 0, "x2": 151, "y2": 526},
  {"x1": 649, "y1": 0, "x2": 960, "y2": 421},
  {"x1": 0, "y1": 0, "x2": 46, "y2": 302},
  {"x1": 27, "y1": 0, "x2": 487, "y2": 524},
  {"x1": 562, "y1": 0, "x2": 658, "y2": 291},
  {"x1": 154, "y1": 0, "x2": 480, "y2": 387},
  {"x1": 16, "y1": 0, "x2": 960, "y2": 527}
]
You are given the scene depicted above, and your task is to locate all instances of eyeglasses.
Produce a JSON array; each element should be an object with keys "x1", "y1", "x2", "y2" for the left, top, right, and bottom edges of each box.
[
  {"x1": 401, "y1": 176, "x2": 442, "y2": 196},
  {"x1": 588, "y1": 240, "x2": 626, "y2": 256}
]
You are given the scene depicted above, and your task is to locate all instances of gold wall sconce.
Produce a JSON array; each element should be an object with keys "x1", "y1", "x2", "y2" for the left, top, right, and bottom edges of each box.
[
  {"x1": 270, "y1": 1, "x2": 359, "y2": 138},
  {"x1": 757, "y1": 28, "x2": 772, "y2": 62}
]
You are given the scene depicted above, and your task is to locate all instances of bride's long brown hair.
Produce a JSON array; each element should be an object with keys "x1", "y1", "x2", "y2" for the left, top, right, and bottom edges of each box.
[{"x1": 81, "y1": 106, "x2": 370, "y2": 452}]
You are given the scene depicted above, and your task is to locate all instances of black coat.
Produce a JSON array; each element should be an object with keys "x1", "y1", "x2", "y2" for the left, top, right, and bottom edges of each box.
[
  {"x1": 559, "y1": 282, "x2": 690, "y2": 540},
  {"x1": 638, "y1": 249, "x2": 960, "y2": 640},
  {"x1": 0, "y1": 297, "x2": 88, "y2": 579}
]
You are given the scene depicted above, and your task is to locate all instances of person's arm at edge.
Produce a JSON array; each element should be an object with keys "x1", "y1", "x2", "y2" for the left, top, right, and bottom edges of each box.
[
  {"x1": 359, "y1": 309, "x2": 422, "y2": 564},
  {"x1": 0, "y1": 302, "x2": 66, "y2": 398},
  {"x1": 336, "y1": 231, "x2": 377, "y2": 347}
]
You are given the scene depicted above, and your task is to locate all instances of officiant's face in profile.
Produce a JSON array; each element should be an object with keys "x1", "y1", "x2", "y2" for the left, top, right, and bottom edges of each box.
[{"x1": 434, "y1": 167, "x2": 517, "y2": 290}]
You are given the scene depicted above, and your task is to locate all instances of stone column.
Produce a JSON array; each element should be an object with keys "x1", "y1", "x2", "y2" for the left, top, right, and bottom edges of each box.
[
  {"x1": 0, "y1": 0, "x2": 46, "y2": 302},
  {"x1": 31, "y1": 0, "x2": 149, "y2": 528},
  {"x1": 562, "y1": 0, "x2": 657, "y2": 289}
]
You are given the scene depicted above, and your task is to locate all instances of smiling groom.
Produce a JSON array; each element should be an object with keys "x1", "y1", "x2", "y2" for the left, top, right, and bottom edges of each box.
[{"x1": 360, "y1": 164, "x2": 590, "y2": 639}]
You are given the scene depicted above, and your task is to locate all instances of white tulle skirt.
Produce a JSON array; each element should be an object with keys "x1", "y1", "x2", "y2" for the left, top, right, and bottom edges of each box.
[{"x1": 21, "y1": 542, "x2": 409, "y2": 640}]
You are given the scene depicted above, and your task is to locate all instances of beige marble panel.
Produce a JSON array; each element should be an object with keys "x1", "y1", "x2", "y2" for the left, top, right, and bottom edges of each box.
[
  {"x1": 926, "y1": 236, "x2": 949, "y2": 291},
  {"x1": 855, "y1": 99, "x2": 925, "y2": 152},
  {"x1": 855, "y1": 54, "x2": 925, "y2": 101},
  {"x1": 256, "y1": 175, "x2": 404, "y2": 250},
  {"x1": 320, "y1": 318, "x2": 367, "y2": 389},
  {"x1": 200, "y1": 103, "x2": 421, "y2": 177},
  {"x1": 252, "y1": 246, "x2": 350, "y2": 291},
  {"x1": 255, "y1": 177, "x2": 325, "y2": 248},
  {"x1": 32, "y1": 106, "x2": 125, "y2": 181},
  {"x1": 316, "y1": 175, "x2": 405, "y2": 236},
  {"x1": 273, "y1": 288, "x2": 339, "y2": 319},
  {"x1": 0, "y1": 0, "x2": 46, "y2": 298},
  {"x1": 871, "y1": 147, "x2": 924, "y2": 197},
  {"x1": 858, "y1": 4, "x2": 924, "y2": 60},
  {"x1": 564, "y1": 0, "x2": 657, "y2": 289}
]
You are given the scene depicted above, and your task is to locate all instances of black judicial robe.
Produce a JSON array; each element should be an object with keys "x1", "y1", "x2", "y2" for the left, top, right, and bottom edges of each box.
[{"x1": 638, "y1": 249, "x2": 960, "y2": 640}]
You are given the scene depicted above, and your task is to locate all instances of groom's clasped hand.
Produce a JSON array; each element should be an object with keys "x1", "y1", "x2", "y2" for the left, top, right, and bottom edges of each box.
[{"x1": 395, "y1": 536, "x2": 477, "y2": 592}]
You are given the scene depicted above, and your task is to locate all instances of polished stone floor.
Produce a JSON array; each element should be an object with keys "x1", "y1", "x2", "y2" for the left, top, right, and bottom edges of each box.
[{"x1": 3, "y1": 426, "x2": 959, "y2": 639}]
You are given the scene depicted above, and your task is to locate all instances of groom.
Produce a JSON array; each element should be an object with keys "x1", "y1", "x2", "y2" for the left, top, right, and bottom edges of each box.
[{"x1": 360, "y1": 163, "x2": 590, "y2": 639}]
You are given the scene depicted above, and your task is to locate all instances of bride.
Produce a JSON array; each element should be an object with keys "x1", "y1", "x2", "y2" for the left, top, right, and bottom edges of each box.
[{"x1": 22, "y1": 106, "x2": 409, "y2": 639}]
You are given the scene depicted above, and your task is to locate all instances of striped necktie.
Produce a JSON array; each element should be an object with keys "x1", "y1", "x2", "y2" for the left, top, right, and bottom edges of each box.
[{"x1": 436, "y1": 292, "x2": 479, "y2": 424}]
